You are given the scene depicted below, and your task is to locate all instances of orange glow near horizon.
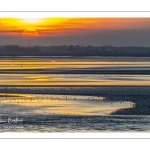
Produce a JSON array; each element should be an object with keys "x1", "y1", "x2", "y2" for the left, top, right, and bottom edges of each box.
[
  {"x1": 22, "y1": 28, "x2": 40, "y2": 38},
  {"x1": 1, "y1": 18, "x2": 150, "y2": 38}
]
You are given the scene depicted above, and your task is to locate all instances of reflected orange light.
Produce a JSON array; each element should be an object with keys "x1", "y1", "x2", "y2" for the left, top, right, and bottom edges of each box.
[{"x1": 0, "y1": 93, "x2": 134, "y2": 116}]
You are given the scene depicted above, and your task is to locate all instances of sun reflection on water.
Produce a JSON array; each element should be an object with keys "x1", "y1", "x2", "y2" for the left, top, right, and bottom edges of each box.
[{"x1": 0, "y1": 94, "x2": 134, "y2": 116}]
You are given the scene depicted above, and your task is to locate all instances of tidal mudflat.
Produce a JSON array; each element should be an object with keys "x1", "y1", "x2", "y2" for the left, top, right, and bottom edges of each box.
[{"x1": 0, "y1": 57, "x2": 150, "y2": 132}]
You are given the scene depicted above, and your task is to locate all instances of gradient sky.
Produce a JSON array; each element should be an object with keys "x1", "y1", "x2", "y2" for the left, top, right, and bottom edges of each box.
[{"x1": 1, "y1": 18, "x2": 150, "y2": 46}]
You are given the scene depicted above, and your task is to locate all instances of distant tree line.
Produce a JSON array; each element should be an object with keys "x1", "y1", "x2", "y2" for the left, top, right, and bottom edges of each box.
[{"x1": 0, "y1": 45, "x2": 150, "y2": 56}]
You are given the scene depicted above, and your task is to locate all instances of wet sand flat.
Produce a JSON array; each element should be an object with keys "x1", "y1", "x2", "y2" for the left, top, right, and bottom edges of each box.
[{"x1": 0, "y1": 56, "x2": 150, "y2": 132}]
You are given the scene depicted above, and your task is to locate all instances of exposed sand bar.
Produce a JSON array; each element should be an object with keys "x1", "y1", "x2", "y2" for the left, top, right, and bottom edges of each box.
[
  {"x1": 1, "y1": 68, "x2": 150, "y2": 74},
  {"x1": 0, "y1": 86, "x2": 150, "y2": 96}
]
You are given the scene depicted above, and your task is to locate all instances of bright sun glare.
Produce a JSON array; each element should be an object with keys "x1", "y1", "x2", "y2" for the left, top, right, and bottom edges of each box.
[{"x1": 21, "y1": 18, "x2": 43, "y2": 24}]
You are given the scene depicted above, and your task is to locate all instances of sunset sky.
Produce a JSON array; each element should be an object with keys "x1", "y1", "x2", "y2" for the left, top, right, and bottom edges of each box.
[{"x1": 1, "y1": 18, "x2": 150, "y2": 46}]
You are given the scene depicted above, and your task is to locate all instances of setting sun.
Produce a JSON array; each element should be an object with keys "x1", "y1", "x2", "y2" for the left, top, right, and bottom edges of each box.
[
  {"x1": 0, "y1": 12, "x2": 150, "y2": 133},
  {"x1": 1, "y1": 17, "x2": 150, "y2": 41},
  {"x1": 22, "y1": 28, "x2": 40, "y2": 38}
]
